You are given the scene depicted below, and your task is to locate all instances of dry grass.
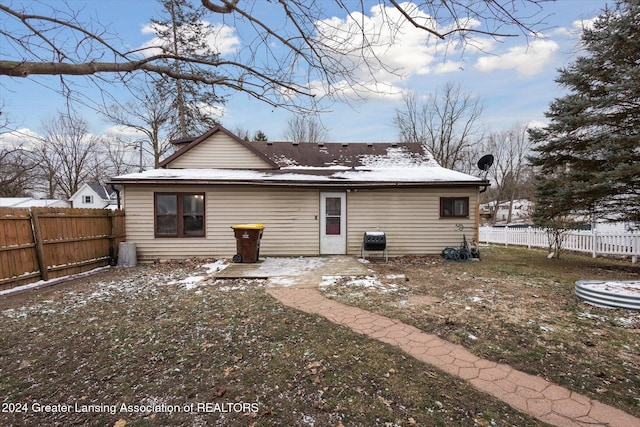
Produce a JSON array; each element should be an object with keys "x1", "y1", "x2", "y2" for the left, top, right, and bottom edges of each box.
[
  {"x1": 1, "y1": 260, "x2": 546, "y2": 427},
  {"x1": 321, "y1": 246, "x2": 640, "y2": 418},
  {"x1": 2, "y1": 247, "x2": 638, "y2": 426}
]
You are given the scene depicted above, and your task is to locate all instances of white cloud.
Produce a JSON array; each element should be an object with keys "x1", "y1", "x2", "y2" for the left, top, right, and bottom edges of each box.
[
  {"x1": 474, "y1": 38, "x2": 559, "y2": 76},
  {"x1": 193, "y1": 103, "x2": 225, "y2": 119},
  {"x1": 311, "y1": 2, "x2": 479, "y2": 99},
  {"x1": 574, "y1": 16, "x2": 598, "y2": 32},
  {"x1": 138, "y1": 21, "x2": 239, "y2": 57},
  {"x1": 526, "y1": 119, "x2": 547, "y2": 129},
  {"x1": 103, "y1": 125, "x2": 146, "y2": 139},
  {"x1": 434, "y1": 60, "x2": 464, "y2": 73},
  {"x1": 0, "y1": 128, "x2": 42, "y2": 148},
  {"x1": 553, "y1": 16, "x2": 599, "y2": 37}
]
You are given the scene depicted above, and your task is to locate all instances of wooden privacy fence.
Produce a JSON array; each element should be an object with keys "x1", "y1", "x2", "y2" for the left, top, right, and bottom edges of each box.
[
  {"x1": 0, "y1": 207, "x2": 125, "y2": 291},
  {"x1": 479, "y1": 226, "x2": 640, "y2": 263}
]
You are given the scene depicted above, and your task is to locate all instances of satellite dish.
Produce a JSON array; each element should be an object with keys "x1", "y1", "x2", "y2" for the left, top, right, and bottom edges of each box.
[{"x1": 477, "y1": 154, "x2": 494, "y2": 171}]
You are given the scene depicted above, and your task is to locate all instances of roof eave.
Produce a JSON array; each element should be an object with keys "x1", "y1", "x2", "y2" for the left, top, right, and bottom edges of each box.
[{"x1": 109, "y1": 178, "x2": 488, "y2": 188}]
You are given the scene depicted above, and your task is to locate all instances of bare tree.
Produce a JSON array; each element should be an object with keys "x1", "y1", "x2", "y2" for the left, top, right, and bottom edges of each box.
[
  {"x1": 0, "y1": 1, "x2": 550, "y2": 112},
  {"x1": 482, "y1": 123, "x2": 533, "y2": 223},
  {"x1": 284, "y1": 115, "x2": 329, "y2": 143},
  {"x1": 0, "y1": 102, "x2": 38, "y2": 196},
  {"x1": 92, "y1": 136, "x2": 139, "y2": 181},
  {"x1": 394, "y1": 83, "x2": 484, "y2": 171},
  {"x1": 0, "y1": 144, "x2": 37, "y2": 196},
  {"x1": 231, "y1": 126, "x2": 251, "y2": 141},
  {"x1": 102, "y1": 82, "x2": 174, "y2": 169},
  {"x1": 33, "y1": 113, "x2": 101, "y2": 199}
]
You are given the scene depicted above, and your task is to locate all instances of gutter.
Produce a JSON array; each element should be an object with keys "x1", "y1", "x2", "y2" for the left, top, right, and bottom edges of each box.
[{"x1": 108, "y1": 179, "x2": 490, "y2": 189}]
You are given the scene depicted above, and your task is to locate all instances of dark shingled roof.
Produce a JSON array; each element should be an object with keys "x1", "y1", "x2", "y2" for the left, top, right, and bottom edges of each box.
[
  {"x1": 249, "y1": 141, "x2": 429, "y2": 169},
  {"x1": 164, "y1": 126, "x2": 432, "y2": 170},
  {"x1": 87, "y1": 183, "x2": 116, "y2": 199}
]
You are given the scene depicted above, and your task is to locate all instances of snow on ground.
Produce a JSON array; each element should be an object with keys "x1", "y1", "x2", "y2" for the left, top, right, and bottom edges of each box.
[
  {"x1": 166, "y1": 276, "x2": 205, "y2": 290},
  {"x1": 0, "y1": 266, "x2": 111, "y2": 297},
  {"x1": 245, "y1": 257, "x2": 327, "y2": 276},
  {"x1": 319, "y1": 275, "x2": 404, "y2": 294},
  {"x1": 202, "y1": 260, "x2": 229, "y2": 274}
]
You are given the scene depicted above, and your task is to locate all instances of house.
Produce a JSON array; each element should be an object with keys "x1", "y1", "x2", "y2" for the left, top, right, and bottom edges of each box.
[
  {"x1": 480, "y1": 199, "x2": 533, "y2": 226},
  {"x1": 109, "y1": 126, "x2": 488, "y2": 262},
  {"x1": 0, "y1": 197, "x2": 70, "y2": 208},
  {"x1": 69, "y1": 183, "x2": 118, "y2": 209}
]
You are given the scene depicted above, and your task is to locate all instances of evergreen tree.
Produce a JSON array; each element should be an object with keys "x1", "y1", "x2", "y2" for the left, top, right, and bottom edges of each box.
[
  {"x1": 252, "y1": 130, "x2": 268, "y2": 142},
  {"x1": 529, "y1": 0, "x2": 640, "y2": 228},
  {"x1": 151, "y1": 0, "x2": 225, "y2": 138}
]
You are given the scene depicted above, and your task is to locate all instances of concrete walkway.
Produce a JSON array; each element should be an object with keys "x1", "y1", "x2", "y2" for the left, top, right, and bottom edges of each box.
[{"x1": 219, "y1": 256, "x2": 640, "y2": 427}]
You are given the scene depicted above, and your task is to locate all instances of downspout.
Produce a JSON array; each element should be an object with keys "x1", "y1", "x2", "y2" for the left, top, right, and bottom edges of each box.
[
  {"x1": 477, "y1": 181, "x2": 490, "y2": 243},
  {"x1": 110, "y1": 184, "x2": 122, "y2": 210}
]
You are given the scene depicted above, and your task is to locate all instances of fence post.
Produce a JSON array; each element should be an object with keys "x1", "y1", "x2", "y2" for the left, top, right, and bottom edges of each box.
[
  {"x1": 633, "y1": 233, "x2": 639, "y2": 264},
  {"x1": 592, "y1": 229, "x2": 597, "y2": 259},
  {"x1": 527, "y1": 226, "x2": 532, "y2": 249},
  {"x1": 504, "y1": 226, "x2": 509, "y2": 247},
  {"x1": 30, "y1": 209, "x2": 48, "y2": 281}
]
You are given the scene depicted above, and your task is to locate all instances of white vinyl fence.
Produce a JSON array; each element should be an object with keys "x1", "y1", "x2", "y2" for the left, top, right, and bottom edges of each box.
[{"x1": 479, "y1": 226, "x2": 640, "y2": 263}]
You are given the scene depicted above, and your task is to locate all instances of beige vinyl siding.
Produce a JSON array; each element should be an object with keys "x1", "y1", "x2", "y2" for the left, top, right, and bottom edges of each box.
[
  {"x1": 167, "y1": 133, "x2": 273, "y2": 169},
  {"x1": 123, "y1": 184, "x2": 479, "y2": 261},
  {"x1": 123, "y1": 185, "x2": 319, "y2": 261},
  {"x1": 346, "y1": 187, "x2": 478, "y2": 256}
]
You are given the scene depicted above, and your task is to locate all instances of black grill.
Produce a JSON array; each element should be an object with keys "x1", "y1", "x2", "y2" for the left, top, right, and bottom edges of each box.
[{"x1": 363, "y1": 232, "x2": 386, "y2": 251}]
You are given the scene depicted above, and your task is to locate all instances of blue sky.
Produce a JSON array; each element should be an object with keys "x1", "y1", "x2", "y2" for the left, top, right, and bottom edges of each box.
[{"x1": 0, "y1": 0, "x2": 609, "y2": 144}]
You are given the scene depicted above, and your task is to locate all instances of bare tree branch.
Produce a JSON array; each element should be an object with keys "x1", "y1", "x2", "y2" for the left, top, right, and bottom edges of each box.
[
  {"x1": 1, "y1": 1, "x2": 552, "y2": 113},
  {"x1": 394, "y1": 83, "x2": 484, "y2": 171},
  {"x1": 201, "y1": 0, "x2": 240, "y2": 14}
]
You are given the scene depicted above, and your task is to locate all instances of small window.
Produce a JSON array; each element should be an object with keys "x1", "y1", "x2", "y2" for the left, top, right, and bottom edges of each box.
[
  {"x1": 83, "y1": 195, "x2": 93, "y2": 204},
  {"x1": 325, "y1": 197, "x2": 342, "y2": 235},
  {"x1": 440, "y1": 197, "x2": 469, "y2": 218},
  {"x1": 154, "y1": 193, "x2": 205, "y2": 237}
]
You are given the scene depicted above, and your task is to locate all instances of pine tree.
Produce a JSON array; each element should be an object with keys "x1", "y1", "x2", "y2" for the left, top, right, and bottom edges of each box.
[
  {"x1": 252, "y1": 131, "x2": 268, "y2": 142},
  {"x1": 151, "y1": 0, "x2": 225, "y2": 138},
  {"x1": 529, "y1": 0, "x2": 640, "y2": 228}
]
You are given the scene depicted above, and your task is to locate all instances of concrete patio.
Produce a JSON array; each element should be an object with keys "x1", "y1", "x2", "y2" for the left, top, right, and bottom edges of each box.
[{"x1": 214, "y1": 255, "x2": 374, "y2": 288}]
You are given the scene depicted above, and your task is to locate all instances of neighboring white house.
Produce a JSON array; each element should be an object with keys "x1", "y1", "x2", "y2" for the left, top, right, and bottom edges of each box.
[
  {"x1": 480, "y1": 199, "x2": 533, "y2": 225},
  {"x1": 69, "y1": 183, "x2": 118, "y2": 209},
  {"x1": 0, "y1": 197, "x2": 70, "y2": 208}
]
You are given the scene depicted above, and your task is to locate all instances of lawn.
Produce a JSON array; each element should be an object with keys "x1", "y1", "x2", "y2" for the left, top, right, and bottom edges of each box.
[
  {"x1": 0, "y1": 247, "x2": 637, "y2": 426},
  {"x1": 321, "y1": 246, "x2": 640, "y2": 419}
]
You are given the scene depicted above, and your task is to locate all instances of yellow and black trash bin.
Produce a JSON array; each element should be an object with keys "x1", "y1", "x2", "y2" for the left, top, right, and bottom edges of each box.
[{"x1": 231, "y1": 224, "x2": 264, "y2": 263}]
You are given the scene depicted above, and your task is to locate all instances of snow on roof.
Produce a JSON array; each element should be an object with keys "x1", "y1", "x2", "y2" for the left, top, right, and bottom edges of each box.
[
  {"x1": 333, "y1": 166, "x2": 481, "y2": 182},
  {"x1": 357, "y1": 146, "x2": 435, "y2": 168},
  {"x1": 256, "y1": 141, "x2": 433, "y2": 169},
  {"x1": 113, "y1": 163, "x2": 482, "y2": 184},
  {"x1": 114, "y1": 143, "x2": 483, "y2": 185},
  {"x1": 115, "y1": 168, "x2": 330, "y2": 182}
]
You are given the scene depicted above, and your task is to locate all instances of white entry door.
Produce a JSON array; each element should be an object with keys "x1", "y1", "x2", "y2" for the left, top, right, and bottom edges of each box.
[{"x1": 320, "y1": 192, "x2": 347, "y2": 254}]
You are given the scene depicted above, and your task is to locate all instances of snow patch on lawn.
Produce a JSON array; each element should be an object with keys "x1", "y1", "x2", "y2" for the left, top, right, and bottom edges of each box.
[
  {"x1": 320, "y1": 275, "x2": 403, "y2": 293},
  {"x1": 166, "y1": 276, "x2": 205, "y2": 290},
  {"x1": 202, "y1": 260, "x2": 229, "y2": 274}
]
